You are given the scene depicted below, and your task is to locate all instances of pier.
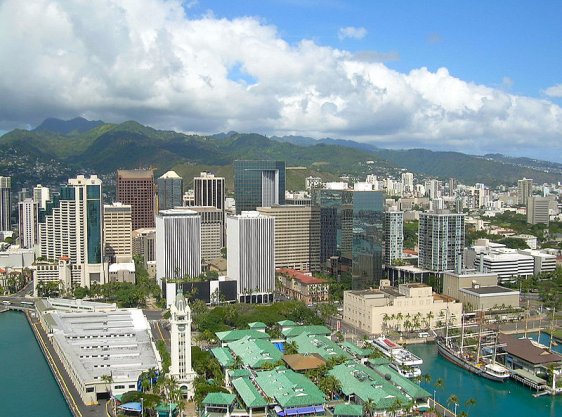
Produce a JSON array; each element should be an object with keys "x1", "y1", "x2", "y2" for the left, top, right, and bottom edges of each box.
[{"x1": 510, "y1": 369, "x2": 548, "y2": 392}]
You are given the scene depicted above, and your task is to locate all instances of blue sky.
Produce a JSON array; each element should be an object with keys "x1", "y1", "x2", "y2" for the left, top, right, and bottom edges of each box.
[
  {"x1": 0, "y1": 0, "x2": 561, "y2": 161},
  {"x1": 190, "y1": 0, "x2": 562, "y2": 100}
]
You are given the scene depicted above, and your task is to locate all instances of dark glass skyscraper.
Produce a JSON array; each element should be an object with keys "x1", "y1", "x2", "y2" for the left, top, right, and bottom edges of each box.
[
  {"x1": 157, "y1": 171, "x2": 183, "y2": 210},
  {"x1": 234, "y1": 160, "x2": 285, "y2": 214}
]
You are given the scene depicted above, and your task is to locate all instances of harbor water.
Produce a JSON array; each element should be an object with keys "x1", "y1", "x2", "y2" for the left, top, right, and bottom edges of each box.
[
  {"x1": 0, "y1": 311, "x2": 72, "y2": 417},
  {"x1": 409, "y1": 333, "x2": 562, "y2": 417}
]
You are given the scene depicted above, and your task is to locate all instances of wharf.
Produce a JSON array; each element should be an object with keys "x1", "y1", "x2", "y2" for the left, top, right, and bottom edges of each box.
[{"x1": 510, "y1": 369, "x2": 548, "y2": 392}]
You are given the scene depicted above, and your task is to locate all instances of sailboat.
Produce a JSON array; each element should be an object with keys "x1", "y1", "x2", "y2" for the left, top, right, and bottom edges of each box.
[{"x1": 435, "y1": 310, "x2": 510, "y2": 382}]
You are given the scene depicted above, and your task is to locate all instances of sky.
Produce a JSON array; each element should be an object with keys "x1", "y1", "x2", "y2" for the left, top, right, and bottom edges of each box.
[{"x1": 1, "y1": 0, "x2": 562, "y2": 161}]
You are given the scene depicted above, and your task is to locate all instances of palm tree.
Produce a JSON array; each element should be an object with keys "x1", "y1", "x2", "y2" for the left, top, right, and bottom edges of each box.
[
  {"x1": 465, "y1": 398, "x2": 477, "y2": 416},
  {"x1": 447, "y1": 394, "x2": 459, "y2": 413},
  {"x1": 318, "y1": 375, "x2": 341, "y2": 400},
  {"x1": 382, "y1": 313, "x2": 390, "y2": 333},
  {"x1": 362, "y1": 399, "x2": 376, "y2": 417},
  {"x1": 423, "y1": 373, "x2": 432, "y2": 384},
  {"x1": 426, "y1": 311, "x2": 434, "y2": 330},
  {"x1": 396, "y1": 312, "x2": 404, "y2": 331},
  {"x1": 285, "y1": 341, "x2": 299, "y2": 355}
]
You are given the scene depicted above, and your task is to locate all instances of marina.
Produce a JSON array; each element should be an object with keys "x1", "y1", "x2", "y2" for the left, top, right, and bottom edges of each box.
[{"x1": 369, "y1": 336, "x2": 423, "y2": 378}]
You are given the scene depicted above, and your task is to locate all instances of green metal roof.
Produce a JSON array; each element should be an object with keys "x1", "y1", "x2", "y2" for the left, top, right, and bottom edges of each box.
[
  {"x1": 248, "y1": 322, "x2": 267, "y2": 329},
  {"x1": 368, "y1": 357, "x2": 391, "y2": 366},
  {"x1": 211, "y1": 347, "x2": 235, "y2": 367},
  {"x1": 282, "y1": 325, "x2": 331, "y2": 338},
  {"x1": 277, "y1": 320, "x2": 297, "y2": 326},
  {"x1": 155, "y1": 402, "x2": 178, "y2": 412},
  {"x1": 286, "y1": 332, "x2": 350, "y2": 361},
  {"x1": 369, "y1": 363, "x2": 430, "y2": 400},
  {"x1": 202, "y1": 393, "x2": 236, "y2": 406},
  {"x1": 228, "y1": 368, "x2": 252, "y2": 379},
  {"x1": 227, "y1": 336, "x2": 283, "y2": 368},
  {"x1": 231, "y1": 377, "x2": 269, "y2": 408},
  {"x1": 254, "y1": 368, "x2": 325, "y2": 408},
  {"x1": 328, "y1": 361, "x2": 410, "y2": 410},
  {"x1": 342, "y1": 341, "x2": 374, "y2": 358},
  {"x1": 215, "y1": 329, "x2": 270, "y2": 343},
  {"x1": 333, "y1": 403, "x2": 363, "y2": 416}
]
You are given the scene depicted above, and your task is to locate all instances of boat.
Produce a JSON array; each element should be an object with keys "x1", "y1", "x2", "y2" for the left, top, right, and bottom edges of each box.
[
  {"x1": 436, "y1": 311, "x2": 510, "y2": 383},
  {"x1": 370, "y1": 336, "x2": 423, "y2": 378}
]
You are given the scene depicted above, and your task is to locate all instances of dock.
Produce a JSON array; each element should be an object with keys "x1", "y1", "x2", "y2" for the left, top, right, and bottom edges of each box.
[{"x1": 510, "y1": 369, "x2": 548, "y2": 392}]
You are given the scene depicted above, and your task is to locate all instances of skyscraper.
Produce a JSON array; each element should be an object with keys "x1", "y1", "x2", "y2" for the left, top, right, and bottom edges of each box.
[
  {"x1": 194, "y1": 172, "x2": 225, "y2": 247},
  {"x1": 0, "y1": 176, "x2": 11, "y2": 231},
  {"x1": 527, "y1": 196, "x2": 549, "y2": 225},
  {"x1": 234, "y1": 160, "x2": 285, "y2": 214},
  {"x1": 401, "y1": 172, "x2": 414, "y2": 195},
  {"x1": 517, "y1": 178, "x2": 533, "y2": 206},
  {"x1": 37, "y1": 175, "x2": 106, "y2": 290},
  {"x1": 157, "y1": 171, "x2": 183, "y2": 210},
  {"x1": 116, "y1": 169, "x2": 155, "y2": 229},
  {"x1": 18, "y1": 198, "x2": 38, "y2": 249},
  {"x1": 384, "y1": 210, "x2": 404, "y2": 265},
  {"x1": 418, "y1": 211, "x2": 465, "y2": 272},
  {"x1": 33, "y1": 184, "x2": 50, "y2": 210},
  {"x1": 227, "y1": 211, "x2": 275, "y2": 303},
  {"x1": 170, "y1": 292, "x2": 196, "y2": 398},
  {"x1": 103, "y1": 203, "x2": 133, "y2": 263},
  {"x1": 155, "y1": 208, "x2": 201, "y2": 286},
  {"x1": 187, "y1": 206, "x2": 223, "y2": 261},
  {"x1": 256, "y1": 205, "x2": 321, "y2": 271}
]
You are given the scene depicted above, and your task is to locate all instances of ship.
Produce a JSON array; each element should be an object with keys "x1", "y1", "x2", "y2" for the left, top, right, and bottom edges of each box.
[
  {"x1": 436, "y1": 312, "x2": 510, "y2": 382},
  {"x1": 370, "y1": 337, "x2": 423, "y2": 378}
]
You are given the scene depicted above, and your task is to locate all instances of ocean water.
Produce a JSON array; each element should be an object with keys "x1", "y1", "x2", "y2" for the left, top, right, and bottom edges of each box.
[
  {"x1": 409, "y1": 333, "x2": 562, "y2": 417},
  {"x1": 0, "y1": 311, "x2": 72, "y2": 417}
]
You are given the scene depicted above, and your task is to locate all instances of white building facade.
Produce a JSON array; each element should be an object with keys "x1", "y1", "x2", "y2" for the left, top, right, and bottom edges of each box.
[{"x1": 170, "y1": 293, "x2": 196, "y2": 398}]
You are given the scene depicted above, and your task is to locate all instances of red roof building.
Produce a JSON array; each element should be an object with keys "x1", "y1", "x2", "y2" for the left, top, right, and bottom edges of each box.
[{"x1": 276, "y1": 268, "x2": 330, "y2": 304}]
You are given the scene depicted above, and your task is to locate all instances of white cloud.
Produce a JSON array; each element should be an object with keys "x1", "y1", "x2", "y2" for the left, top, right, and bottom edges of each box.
[
  {"x1": 0, "y1": 0, "x2": 561, "y2": 159},
  {"x1": 338, "y1": 26, "x2": 367, "y2": 40},
  {"x1": 544, "y1": 83, "x2": 562, "y2": 98}
]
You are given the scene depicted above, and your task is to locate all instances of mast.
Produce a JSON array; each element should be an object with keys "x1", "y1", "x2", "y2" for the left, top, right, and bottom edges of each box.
[
  {"x1": 524, "y1": 300, "x2": 530, "y2": 338},
  {"x1": 476, "y1": 310, "x2": 483, "y2": 363},
  {"x1": 460, "y1": 312, "x2": 465, "y2": 353},
  {"x1": 549, "y1": 307, "x2": 556, "y2": 352}
]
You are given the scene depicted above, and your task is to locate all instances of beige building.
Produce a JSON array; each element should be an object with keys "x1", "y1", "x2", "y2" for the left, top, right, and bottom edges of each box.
[
  {"x1": 527, "y1": 196, "x2": 550, "y2": 225},
  {"x1": 277, "y1": 268, "x2": 330, "y2": 304},
  {"x1": 343, "y1": 282, "x2": 462, "y2": 335},
  {"x1": 103, "y1": 203, "x2": 132, "y2": 263},
  {"x1": 442, "y1": 270, "x2": 519, "y2": 311},
  {"x1": 257, "y1": 205, "x2": 320, "y2": 271},
  {"x1": 189, "y1": 206, "x2": 223, "y2": 261}
]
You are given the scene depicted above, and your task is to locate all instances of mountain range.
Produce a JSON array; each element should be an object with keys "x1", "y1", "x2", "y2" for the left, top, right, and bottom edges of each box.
[{"x1": 1, "y1": 117, "x2": 561, "y2": 191}]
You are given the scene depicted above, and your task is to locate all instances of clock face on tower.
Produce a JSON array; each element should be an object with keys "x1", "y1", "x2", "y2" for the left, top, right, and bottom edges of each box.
[{"x1": 178, "y1": 324, "x2": 185, "y2": 332}]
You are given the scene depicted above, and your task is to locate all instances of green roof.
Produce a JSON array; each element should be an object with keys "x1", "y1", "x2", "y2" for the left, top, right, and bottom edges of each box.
[
  {"x1": 342, "y1": 341, "x2": 374, "y2": 358},
  {"x1": 334, "y1": 404, "x2": 363, "y2": 416},
  {"x1": 369, "y1": 362, "x2": 430, "y2": 400},
  {"x1": 227, "y1": 336, "x2": 283, "y2": 368},
  {"x1": 282, "y1": 325, "x2": 331, "y2": 338},
  {"x1": 254, "y1": 368, "x2": 325, "y2": 408},
  {"x1": 211, "y1": 347, "x2": 235, "y2": 367},
  {"x1": 216, "y1": 329, "x2": 270, "y2": 343},
  {"x1": 277, "y1": 320, "x2": 297, "y2": 327},
  {"x1": 155, "y1": 402, "x2": 178, "y2": 412},
  {"x1": 368, "y1": 357, "x2": 391, "y2": 366},
  {"x1": 202, "y1": 393, "x2": 236, "y2": 406},
  {"x1": 328, "y1": 361, "x2": 410, "y2": 410},
  {"x1": 286, "y1": 332, "x2": 351, "y2": 361},
  {"x1": 248, "y1": 322, "x2": 267, "y2": 329},
  {"x1": 228, "y1": 368, "x2": 252, "y2": 379},
  {"x1": 231, "y1": 377, "x2": 269, "y2": 408}
]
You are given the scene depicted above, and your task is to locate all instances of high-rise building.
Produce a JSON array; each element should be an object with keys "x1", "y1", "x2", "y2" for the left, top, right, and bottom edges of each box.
[
  {"x1": 517, "y1": 178, "x2": 533, "y2": 206},
  {"x1": 188, "y1": 206, "x2": 223, "y2": 261},
  {"x1": 33, "y1": 184, "x2": 51, "y2": 210},
  {"x1": 194, "y1": 172, "x2": 224, "y2": 211},
  {"x1": 37, "y1": 175, "x2": 106, "y2": 291},
  {"x1": 132, "y1": 228, "x2": 156, "y2": 263},
  {"x1": 425, "y1": 179, "x2": 441, "y2": 200},
  {"x1": 18, "y1": 188, "x2": 30, "y2": 203},
  {"x1": 155, "y1": 208, "x2": 201, "y2": 286},
  {"x1": 157, "y1": 171, "x2": 183, "y2": 210},
  {"x1": 18, "y1": 198, "x2": 38, "y2": 249},
  {"x1": 170, "y1": 292, "x2": 196, "y2": 398},
  {"x1": 234, "y1": 160, "x2": 285, "y2": 214},
  {"x1": 401, "y1": 172, "x2": 414, "y2": 195},
  {"x1": 384, "y1": 210, "x2": 404, "y2": 265},
  {"x1": 448, "y1": 178, "x2": 458, "y2": 197},
  {"x1": 227, "y1": 211, "x2": 275, "y2": 303},
  {"x1": 418, "y1": 211, "x2": 465, "y2": 272},
  {"x1": 0, "y1": 176, "x2": 11, "y2": 231},
  {"x1": 257, "y1": 205, "x2": 321, "y2": 271},
  {"x1": 527, "y1": 196, "x2": 549, "y2": 225},
  {"x1": 103, "y1": 203, "x2": 132, "y2": 262},
  {"x1": 116, "y1": 169, "x2": 155, "y2": 229}
]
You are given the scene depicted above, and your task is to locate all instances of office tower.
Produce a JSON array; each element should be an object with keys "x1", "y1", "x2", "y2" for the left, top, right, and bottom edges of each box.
[
  {"x1": 18, "y1": 188, "x2": 30, "y2": 202},
  {"x1": 257, "y1": 205, "x2": 320, "y2": 271},
  {"x1": 418, "y1": 211, "x2": 465, "y2": 272},
  {"x1": 194, "y1": 172, "x2": 225, "y2": 246},
  {"x1": 448, "y1": 178, "x2": 458, "y2": 197},
  {"x1": 116, "y1": 169, "x2": 155, "y2": 229},
  {"x1": 155, "y1": 208, "x2": 201, "y2": 286},
  {"x1": 527, "y1": 196, "x2": 549, "y2": 225},
  {"x1": 517, "y1": 178, "x2": 533, "y2": 206},
  {"x1": 234, "y1": 160, "x2": 285, "y2": 214},
  {"x1": 349, "y1": 190, "x2": 385, "y2": 289},
  {"x1": 33, "y1": 184, "x2": 51, "y2": 210},
  {"x1": 401, "y1": 172, "x2": 414, "y2": 195},
  {"x1": 170, "y1": 292, "x2": 196, "y2": 398},
  {"x1": 384, "y1": 210, "x2": 404, "y2": 265},
  {"x1": 227, "y1": 211, "x2": 275, "y2": 303},
  {"x1": 425, "y1": 179, "x2": 441, "y2": 200},
  {"x1": 18, "y1": 198, "x2": 38, "y2": 248},
  {"x1": 132, "y1": 228, "x2": 156, "y2": 263},
  {"x1": 157, "y1": 171, "x2": 183, "y2": 210},
  {"x1": 0, "y1": 176, "x2": 11, "y2": 231},
  {"x1": 103, "y1": 203, "x2": 132, "y2": 263},
  {"x1": 188, "y1": 206, "x2": 223, "y2": 261},
  {"x1": 38, "y1": 175, "x2": 105, "y2": 289}
]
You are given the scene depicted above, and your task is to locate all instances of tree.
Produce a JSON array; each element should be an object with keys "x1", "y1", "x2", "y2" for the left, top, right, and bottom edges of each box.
[
  {"x1": 285, "y1": 341, "x2": 299, "y2": 355},
  {"x1": 362, "y1": 399, "x2": 376, "y2": 417},
  {"x1": 447, "y1": 394, "x2": 459, "y2": 410},
  {"x1": 318, "y1": 375, "x2": 341, "y2": 400},
  {"x1": 465, "y1": 398, "x2": 477, "y2": 416}
]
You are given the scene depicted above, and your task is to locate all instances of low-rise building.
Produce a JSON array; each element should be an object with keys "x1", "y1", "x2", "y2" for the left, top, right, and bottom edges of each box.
[
  {"x1": 343, "y1": 283, "x2": 462, "y2": 335},
  {"x1": 108, "y1": 262, "x2": 136, "y2": 283},
  {"x1": 276, "y1": 268, "x2": 329, "y2": 304}
]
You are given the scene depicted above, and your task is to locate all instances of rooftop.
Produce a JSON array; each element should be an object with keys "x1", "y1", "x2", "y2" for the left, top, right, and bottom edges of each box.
[
  {"x1": 282, "y1": 353, "x2": 326, "y2": 371},
  {"x1": 202, "y1": 392, "x2": 236, "y2": 406},
  {"x1": 498, "y1": 334, "x2": 562, "y2": 365},
  {"x1": 282, "y1": 325, "x2": 331, "y2": 338},
  {"x1": 459, "y1": 286, "x2": 519, "y2": 296},
  {"x1": 286, "y1": 332, "x2": 350, "y2": 361},
  {"x1": 226, "y1": 336, "x2": 283, "y2": 369},
  {"x1": 277, "y1": 268, "x2": 328, "y2": 285},
  {"x1": 216, "y1": 329, "x2": 270, "y2": 343},
  {"x1": 254, "y1": 368, "x2": 325, "y2": 408},
  {"x1": 231, "y1": 377, "x2": 269, "y2": 409}
]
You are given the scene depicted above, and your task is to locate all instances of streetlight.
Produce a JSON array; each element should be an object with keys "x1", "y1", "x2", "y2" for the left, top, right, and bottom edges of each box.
[
  {"x1": 454, "y1": 402, "x2": 458, "y2": 416},
  {"x1": 433, "y1": 389, "x2": 436, "y2": 404},
  {"x1": 141, "y1": 397, "x2": 144, "y2": 417}
]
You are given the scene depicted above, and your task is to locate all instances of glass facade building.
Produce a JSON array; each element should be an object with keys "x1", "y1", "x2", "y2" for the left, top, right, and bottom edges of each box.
[
  {"x1": 234, "y1": 160, "x2": 285, "y2": 214},
  {"x1": 157, "y1": 171, "x2": 184, "y2": 211}
]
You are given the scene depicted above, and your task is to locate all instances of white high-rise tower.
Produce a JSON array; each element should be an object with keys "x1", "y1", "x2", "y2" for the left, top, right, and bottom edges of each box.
[{"x1": 169, "y1": 292, "x2": 196, "y2": 399}]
